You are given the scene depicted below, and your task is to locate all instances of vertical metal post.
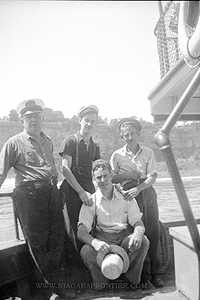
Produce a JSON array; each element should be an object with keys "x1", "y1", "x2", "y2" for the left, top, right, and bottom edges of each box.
[
  {"x1": 0, "y1": 192, "x2": 20, "y2": 240},
  {"x1": 154, "y1": 67, "x2": 200, "y2": 261}
]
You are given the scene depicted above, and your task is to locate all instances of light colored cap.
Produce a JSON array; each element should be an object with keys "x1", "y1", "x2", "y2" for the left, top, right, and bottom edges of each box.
[
  {"x1": 77, "y1": 104, "x2": 99, "y2": 119},
  {"x1": 96, "y1": 245, "x2": 129, "y2": 280},
  {"x1": 16, "y1": 99, "x2": 44, "y2": 116}
]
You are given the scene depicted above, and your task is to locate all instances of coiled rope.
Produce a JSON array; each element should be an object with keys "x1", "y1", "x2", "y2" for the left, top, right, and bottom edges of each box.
[{"x1": 159, "y1": 220, "x2": 170, "y2": 273}]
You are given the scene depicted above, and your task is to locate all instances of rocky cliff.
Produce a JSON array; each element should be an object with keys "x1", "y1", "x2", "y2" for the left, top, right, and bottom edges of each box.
[{"x1": 0, "y1": 121, "x2": 199, "y2": 165}]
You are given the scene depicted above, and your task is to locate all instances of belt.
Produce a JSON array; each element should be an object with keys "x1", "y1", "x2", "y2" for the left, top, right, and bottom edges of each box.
[{"x1": 20, "y1": 178, "x2": 57, "y2": 189}]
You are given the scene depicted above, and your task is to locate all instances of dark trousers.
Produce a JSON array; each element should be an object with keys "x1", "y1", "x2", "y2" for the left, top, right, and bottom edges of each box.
[
  {"x1": 135, "y1": 187, "x2": 162, "y2": 280},
  {"x1": 60, "y1": 176, "x2": 95, "y2": 252},
  {"x1": 13, "y1": 182, "x2": 67, "y2": 284},
  {"x1": 80, "y1": 228, "x2": 149, "y2": 286},
  {"x1": 66, "y1": 185, "x2": 83, "y2": 252}
]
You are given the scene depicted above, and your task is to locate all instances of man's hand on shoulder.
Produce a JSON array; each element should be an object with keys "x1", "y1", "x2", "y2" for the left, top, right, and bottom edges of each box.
[
  {"x1": 78, "y1": 190, "x2": 93, "y2": 206},
  {"x1": 125, "y1": 186, "x2": 141, "y2": 199}
]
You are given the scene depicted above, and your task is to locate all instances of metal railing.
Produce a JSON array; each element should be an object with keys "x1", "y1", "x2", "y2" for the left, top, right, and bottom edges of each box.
[
  {"x1": 0, "y1": 192, "x2": 20, "y2": 240},
  {"x1": 154, "y1": 65, "x2": 200, "y2": 262}
]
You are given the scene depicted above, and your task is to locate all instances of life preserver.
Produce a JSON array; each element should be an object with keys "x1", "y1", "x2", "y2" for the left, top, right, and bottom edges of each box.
[{"x1": 178, "y1": 1, "x2": 200, "y2": 61}]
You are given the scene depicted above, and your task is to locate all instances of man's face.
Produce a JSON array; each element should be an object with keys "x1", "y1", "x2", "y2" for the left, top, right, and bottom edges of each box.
[
  {"x1": 93, "y1": 167, "x2": 113, "y2": 192},
  {"x1": 22, "y1": 112, "x2": 42, "y2": 135},
  {"x1": 79, "y1": 112, "x2": 97, "y2": 134},
  {"x1": 121, "y1": 126, "x2": 140, "y2": 147}
]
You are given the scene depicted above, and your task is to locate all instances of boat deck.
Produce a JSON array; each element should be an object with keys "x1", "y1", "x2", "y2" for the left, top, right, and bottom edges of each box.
[{"x1": 31, "y1": 268, "x2": 187, "y2": 300}]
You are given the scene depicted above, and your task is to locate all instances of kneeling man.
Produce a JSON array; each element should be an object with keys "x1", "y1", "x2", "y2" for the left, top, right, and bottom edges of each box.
[{"x1": 77, "y1": 159, "x2": 149, "y2": 289}]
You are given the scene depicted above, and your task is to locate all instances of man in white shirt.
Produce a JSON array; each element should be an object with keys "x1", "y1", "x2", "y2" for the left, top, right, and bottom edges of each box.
[
  {"x1": 110, "y1": 117, "x2": 164, "y2": 289},
  {"x1": 77, "y1": 159, "x2": 149, "y2": 289}
]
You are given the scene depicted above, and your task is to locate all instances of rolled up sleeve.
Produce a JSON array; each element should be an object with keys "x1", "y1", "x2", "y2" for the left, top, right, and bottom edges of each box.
[
  {"x1": 127, "y1": 199, "x2": 143, "y2": 226},
  {"x1": 147, "y1": 149, "x2": 157, "y2": 177},
  {"x1": 78, "y1": 203, "x2": 94, "y2": 233}
]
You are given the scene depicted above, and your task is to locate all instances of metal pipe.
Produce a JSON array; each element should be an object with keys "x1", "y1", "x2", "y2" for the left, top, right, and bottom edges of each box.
[
  {"x1": 0, "y1": 192, "x2": 20, "y2": 240},
  {"x1": 155, "y1": 132, "x2": 200, "y2": 260},
  {"x1": 161, "y1": 66, "x2": 200, "y2": 134},
  {"x1": 154, "y1": 66, "x2": 200, "y2": 262}
]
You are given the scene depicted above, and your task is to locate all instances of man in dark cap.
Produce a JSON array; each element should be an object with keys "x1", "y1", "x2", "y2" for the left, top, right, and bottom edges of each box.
[
  {"x1": 0, "y1": 99, "x2": 76, "y2": 300},
  {"x1": 59, "y1": 104, "x2": 101, "y2": 252},
  {"x1": 110, "y1": 117, "x2": 164, "y2": 289}
]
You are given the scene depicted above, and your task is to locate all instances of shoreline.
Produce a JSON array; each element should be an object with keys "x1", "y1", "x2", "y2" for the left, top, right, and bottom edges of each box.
[{"x1": 1, "y1": 175, "x2": 200, "y2": 189}]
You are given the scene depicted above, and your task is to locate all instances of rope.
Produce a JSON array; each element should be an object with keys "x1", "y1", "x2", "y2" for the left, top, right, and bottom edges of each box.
[{"x1": 159, "y1": 220, "x2": 170, "y2": 273}]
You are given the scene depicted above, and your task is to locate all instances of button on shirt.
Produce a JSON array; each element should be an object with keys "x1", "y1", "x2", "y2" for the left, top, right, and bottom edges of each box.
[
  {"x1": 78, "y1": 186, "x2": 142, "y2": 234},
  {"x1": 110, "y1": 144, "x2": 157, "y2": 178},
  {"x1": 59, "y1": 131, "x2": 100, "y2": 179},
  {"x1": 0, "y1": 131, "x2": 58, "y2": 187}
]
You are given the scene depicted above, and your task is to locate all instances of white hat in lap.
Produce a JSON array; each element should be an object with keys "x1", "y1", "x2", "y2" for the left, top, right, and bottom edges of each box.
[{"x1": 96, "y1": 245, "x2": 130, "y2": 280}]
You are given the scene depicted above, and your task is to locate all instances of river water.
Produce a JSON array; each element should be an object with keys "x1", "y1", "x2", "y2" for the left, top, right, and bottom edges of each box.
[{"x1": 0, "y1": 177, "x2": 200, "y2": 242}]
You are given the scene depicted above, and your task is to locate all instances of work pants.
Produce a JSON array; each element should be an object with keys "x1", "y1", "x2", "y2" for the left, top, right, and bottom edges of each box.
[
  {"x1": 136, "y1": 187, "x2": 162, "y2": 280},
  {"x1": 60, "y1": 175, "x2": 95, "y2": 252},
  {"x1": 80, "y1": 228, "x2": 149, "y2": 287},
  {"x1": 13, "y1": 182, "x2": 66, "y2": 284}
]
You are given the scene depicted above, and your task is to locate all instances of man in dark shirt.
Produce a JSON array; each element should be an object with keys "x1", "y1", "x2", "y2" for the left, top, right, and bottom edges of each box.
[
  {"x1": 0, "y1": 99, "x2": 75, "y2": 300},
  {"x1": 59, "y1": 105, "x2": 100, "y2": 252}
]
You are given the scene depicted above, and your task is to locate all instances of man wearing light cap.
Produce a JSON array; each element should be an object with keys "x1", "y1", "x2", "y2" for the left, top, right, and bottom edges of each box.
[
  {"x1": 59, "y1": 104, "x2": 101, "y2": 252},
  {"x1": 0, "y1": 99, "x2": 76, "y2": 300},
  {"x1": 77, "y1": 159, "x2": 149, "y2": 289},
  {"x1": 110, "y1": 117, "x2": 164, "y2": 289}
]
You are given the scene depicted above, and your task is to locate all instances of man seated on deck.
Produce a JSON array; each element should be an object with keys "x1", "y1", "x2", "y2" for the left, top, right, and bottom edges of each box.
[
  {"x1": 110, "y1": 117, "x2": 164, "y2": 289},
  {"x1": 77, "y1": 159, "x2": 149, "y2": 290},
  {"x1": 0, "y1": 99, "x2": 76, "y2": 300}
]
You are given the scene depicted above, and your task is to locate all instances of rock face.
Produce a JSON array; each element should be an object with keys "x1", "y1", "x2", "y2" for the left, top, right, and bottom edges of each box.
[{"x1": 0, "y1": 121, "x2": 200, "y2": 165}]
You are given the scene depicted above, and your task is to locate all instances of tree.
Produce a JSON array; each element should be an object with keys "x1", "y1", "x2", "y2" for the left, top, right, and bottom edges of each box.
[
  {"x1": 44, "y1": 110, "x2": 65, "y2": 123},
  {"x1": 8, "y1": 109, "x2": 18, "y2": 122}
]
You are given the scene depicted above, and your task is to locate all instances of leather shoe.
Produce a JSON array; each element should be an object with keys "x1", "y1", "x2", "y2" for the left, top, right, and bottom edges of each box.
[
  {"x1": 57, "y1": 289, "x2": 76, "y2": 299},
  {"x1": 151, "y1": 274, "x2": 164, "y2": 288}
]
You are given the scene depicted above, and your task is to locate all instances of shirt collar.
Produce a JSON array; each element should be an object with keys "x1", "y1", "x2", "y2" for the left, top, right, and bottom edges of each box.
[
  {"x1": 95, "y1": 185, "x2": 124, "y2": 201},
  {"x1": 122, "y1": 143, "x2": 143, "y2": 156},
  {"x1": 76, "y1": 131, "x2": 93, "y2": 143},
  {"x1": 22, "y1": 130, "x2": 49, "y2": 141}
]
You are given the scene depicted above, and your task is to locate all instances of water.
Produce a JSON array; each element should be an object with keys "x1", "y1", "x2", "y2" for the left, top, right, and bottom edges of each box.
[{"x1": 0, "y1": 177, "x2": 200, "y2": 242}]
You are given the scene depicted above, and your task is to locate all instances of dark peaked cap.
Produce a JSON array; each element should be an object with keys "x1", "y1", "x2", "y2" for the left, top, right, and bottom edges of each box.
[{"x1": 118, "y1": 117, "x2": 141, "y2": 131}]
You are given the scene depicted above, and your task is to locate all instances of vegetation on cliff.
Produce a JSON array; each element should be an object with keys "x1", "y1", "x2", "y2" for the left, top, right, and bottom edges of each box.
[{"x1": 1, "y1": 115, "x2": 200, "y2": 178}]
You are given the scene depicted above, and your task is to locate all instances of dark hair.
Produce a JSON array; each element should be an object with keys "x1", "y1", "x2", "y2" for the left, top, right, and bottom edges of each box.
[{"x1": 92, "y1": 159, "x2": 112, "y2": 174}]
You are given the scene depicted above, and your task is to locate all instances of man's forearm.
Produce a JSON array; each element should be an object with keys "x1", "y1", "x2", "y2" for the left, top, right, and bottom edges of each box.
[
  {"x1": 112, "y1": 173, "x2": 127, "y2": 184},
  {"x1": 62, "y1": 166, "x2": 84, "y2": 194},
  {"x1": 133, "y1": 220, "x2": 145, "y2": 235},
  {"x1": 77, "y1": 225, "x2": 96, "y2": 246},
  {"x1": 137, "y1": 174, "x2": 157, "y2": 192}
]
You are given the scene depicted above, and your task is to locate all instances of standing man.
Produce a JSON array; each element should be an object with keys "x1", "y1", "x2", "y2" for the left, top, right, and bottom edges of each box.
[
  {"x1": 0, "y1": 99, "x2": 76, "y2": 300},
  {"x1": 77, "y1": 159, "x2": 149, "y2": 289},
  {"x1": 110, "y1": 117, "x2": 164, "y2": 289},
  {"x1": 59, "y1": 105, "x2": 100, "y2": 252}
]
